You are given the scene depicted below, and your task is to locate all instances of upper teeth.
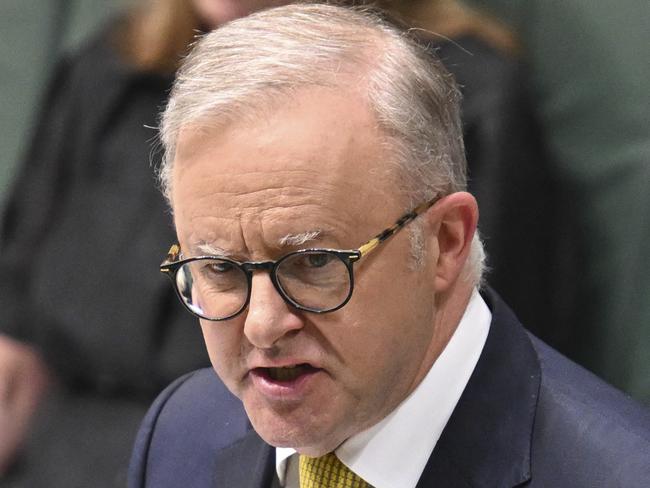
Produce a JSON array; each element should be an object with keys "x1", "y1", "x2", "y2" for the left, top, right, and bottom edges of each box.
[{"x1": 268, "y1": 365, "x2": 306, "y2": 381}]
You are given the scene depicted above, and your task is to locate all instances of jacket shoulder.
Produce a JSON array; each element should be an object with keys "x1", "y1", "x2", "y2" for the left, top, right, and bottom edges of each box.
[
  {"x1": 128, "y1": 368, "x2": 250, "y2": 488},
  {"x1": 529, "y1": 336, "x2": 650, "y2": 486}
]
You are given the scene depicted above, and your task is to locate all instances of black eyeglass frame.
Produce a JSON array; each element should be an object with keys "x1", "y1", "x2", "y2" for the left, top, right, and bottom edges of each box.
[{"x1": 160, "y1": 196, "x2": 440, "y2": 321}]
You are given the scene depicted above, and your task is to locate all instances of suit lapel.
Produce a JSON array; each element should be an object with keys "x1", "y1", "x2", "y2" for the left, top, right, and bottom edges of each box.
[
  {"x1": 213, "y1": 428, "x2": 276, "y2": 488},
  {"x1": 417, "y1": 288, "x2": 541, "y2": 487}
]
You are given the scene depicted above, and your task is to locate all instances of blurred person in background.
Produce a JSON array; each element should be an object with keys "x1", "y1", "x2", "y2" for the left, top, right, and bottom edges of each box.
[
  {"x1": 464, "y1": 0, "x2": 650, "y2": 403},
  {"x1": 0, "y1": 1, "x2": 290, "y2": 486}
]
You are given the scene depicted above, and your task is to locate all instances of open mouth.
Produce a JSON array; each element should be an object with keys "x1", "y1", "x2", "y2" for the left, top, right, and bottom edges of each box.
[{"x1": 256, "y1": 364, "x2": 319, "y2": 383}]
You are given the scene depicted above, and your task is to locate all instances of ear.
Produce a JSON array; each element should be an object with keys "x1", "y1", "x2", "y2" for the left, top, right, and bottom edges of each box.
[{"x1": 425, "y1": 192, "x2": 479, "y2": 292}]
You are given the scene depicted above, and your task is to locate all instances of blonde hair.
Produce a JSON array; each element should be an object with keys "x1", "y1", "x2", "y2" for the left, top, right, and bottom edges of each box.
[
  {"x1": 117, "y1": 0, "x2": 200, "y2": 73},
  {"x1": 378, "y1": 0, "x2": 519, "y2": 55}
]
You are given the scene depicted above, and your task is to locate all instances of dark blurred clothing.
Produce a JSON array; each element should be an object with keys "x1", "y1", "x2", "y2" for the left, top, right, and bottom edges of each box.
[
  {"x1": 0, "y1": 25, "x2": 556, "y2": 486},
  {"x1": 0, "y1": 26, "x2": 207, "y2": 396},
  {"x1": 0, "y1": 0, "x2": 134, "y2": 202},
  {"x1": 3, "y1": 390, "x2": 148, "y2": 487},
  {"x1": 433, "y1": 35, "x2": 564, "y2": 346},
  {"x1": 0, "y1": 25, "x2": 207, "y2": 487}
]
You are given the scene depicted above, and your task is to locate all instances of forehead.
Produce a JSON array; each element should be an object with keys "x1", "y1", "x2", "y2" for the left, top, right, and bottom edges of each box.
[{"x1": 171, "y1": 87, "x2": 402, "y2": 253}]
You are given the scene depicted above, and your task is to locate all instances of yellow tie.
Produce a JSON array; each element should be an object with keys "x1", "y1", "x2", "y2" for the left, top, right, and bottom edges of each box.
[{"x1": 299, "y1": 453, "x2": 372, "y2": 488}]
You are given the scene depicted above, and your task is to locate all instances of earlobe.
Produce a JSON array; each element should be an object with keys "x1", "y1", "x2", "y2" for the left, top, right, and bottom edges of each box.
[{"x1": 425, "y1": 192, "x2": 478, "y2": 292}]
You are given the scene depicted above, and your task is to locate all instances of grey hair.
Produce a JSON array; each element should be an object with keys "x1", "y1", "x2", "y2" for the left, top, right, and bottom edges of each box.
[{"x1": 159, "y1": 2, "x2": 485, "y2": 286}]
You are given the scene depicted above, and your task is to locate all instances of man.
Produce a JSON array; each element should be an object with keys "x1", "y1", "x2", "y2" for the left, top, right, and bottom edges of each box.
[{"x1": 129, "y1": 4, "x2": 650, "y2": 487}]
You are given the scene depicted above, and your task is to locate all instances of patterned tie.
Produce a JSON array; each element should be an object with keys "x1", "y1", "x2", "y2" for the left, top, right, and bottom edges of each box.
[{"x1": 299, "y1": 453, "x2": 372, "y2": 488}]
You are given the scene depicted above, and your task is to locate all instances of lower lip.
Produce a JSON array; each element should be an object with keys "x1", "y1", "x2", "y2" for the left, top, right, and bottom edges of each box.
[{"x1": 249, "y1": 368, "x2": 323, "y2": 401}]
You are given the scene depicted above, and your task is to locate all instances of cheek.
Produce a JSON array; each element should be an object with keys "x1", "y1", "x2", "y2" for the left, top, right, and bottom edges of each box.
[
  {"x1": 336, "y1": 266, "x2": 436, "y2": 383},
  {"x1": 322, "y1": 313, "x2": 422, "y2": 431},
  {"x1": 199, "y1": 319, "x2": 246, "y2": 391}
]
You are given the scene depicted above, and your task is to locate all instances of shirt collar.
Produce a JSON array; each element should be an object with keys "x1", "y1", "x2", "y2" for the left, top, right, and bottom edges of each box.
[{"x1": 276, "y1": 289, "x2": 491, "y2": 488}]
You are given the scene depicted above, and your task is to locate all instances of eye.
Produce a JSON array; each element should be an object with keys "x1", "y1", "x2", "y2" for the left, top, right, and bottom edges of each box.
[
  {"x1": 303, "y1": 253, "x2": 335, "y2": 268},
  {"x1": 192, "y1": 259, "x2": 245, "y2": 294}
]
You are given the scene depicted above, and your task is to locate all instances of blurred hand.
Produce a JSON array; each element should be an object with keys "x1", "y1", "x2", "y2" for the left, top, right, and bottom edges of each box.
[{"x1": 0, "y1": 335, "x2": 51, "y2": 476}]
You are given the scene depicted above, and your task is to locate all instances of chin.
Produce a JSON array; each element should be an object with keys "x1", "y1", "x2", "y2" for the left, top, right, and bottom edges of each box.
[{"x1": 245, "y1": 401, "x2": 343, "y2": 454}]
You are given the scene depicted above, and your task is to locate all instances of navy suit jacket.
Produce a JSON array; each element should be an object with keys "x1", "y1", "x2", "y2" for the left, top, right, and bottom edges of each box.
[{"x1": 128, "y1": 289, "x2": 650, "y2": 487}]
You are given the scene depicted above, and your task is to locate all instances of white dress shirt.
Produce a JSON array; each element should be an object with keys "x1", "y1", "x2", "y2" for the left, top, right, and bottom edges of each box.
[{"x1": 276, "y1": 289, "x2": 491, "y2": 488}]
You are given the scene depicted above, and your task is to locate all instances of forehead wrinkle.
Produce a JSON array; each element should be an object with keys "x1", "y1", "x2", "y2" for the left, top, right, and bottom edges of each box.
[
  {"x1": 231, "y1": 180, "x2": 350, "y2": 208},
  {"x1": 209, "y1": 182, "x2": 341, "y2": 219}
]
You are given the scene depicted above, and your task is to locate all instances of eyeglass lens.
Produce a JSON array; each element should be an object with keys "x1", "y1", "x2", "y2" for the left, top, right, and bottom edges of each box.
[
  {"x1": 175, "y1": 251, "x2": 352, "y2": 320},
  {"x1": 176, "y1": 259, "x2": 248, "y2": 319}
]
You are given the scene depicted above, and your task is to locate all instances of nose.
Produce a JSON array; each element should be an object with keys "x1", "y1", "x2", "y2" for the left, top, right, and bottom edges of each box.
[{"x1": 243, "y1": 272, "x2": 305, "y2": 349}]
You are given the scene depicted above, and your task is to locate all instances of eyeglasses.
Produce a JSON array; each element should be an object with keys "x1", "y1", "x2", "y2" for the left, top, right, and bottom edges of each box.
[{"x1": 160, "y1": 197, "x2": 439, "y2": 321}]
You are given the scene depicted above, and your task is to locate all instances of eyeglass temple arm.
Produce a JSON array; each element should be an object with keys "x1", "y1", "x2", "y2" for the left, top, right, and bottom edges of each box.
[
  {"x1": 357, "y1": 197, "x2": 439, "y2": 257},
  {"x1": 161, "y1": 243, "x2": 182, "y2": 269}
]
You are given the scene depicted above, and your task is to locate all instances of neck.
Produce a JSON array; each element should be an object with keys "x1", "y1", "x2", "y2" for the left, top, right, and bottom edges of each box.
[{"x1": 414, "y1": 280, "x2": 475, "y2": 388}]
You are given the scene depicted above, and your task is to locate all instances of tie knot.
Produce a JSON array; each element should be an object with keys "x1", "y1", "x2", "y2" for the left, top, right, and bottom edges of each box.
[{"x1": 298, "y1": 453, "x2": 372, "y2": 488}]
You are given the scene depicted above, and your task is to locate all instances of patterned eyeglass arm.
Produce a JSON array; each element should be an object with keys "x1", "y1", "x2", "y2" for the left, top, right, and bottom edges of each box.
[
  {"x1": 161, "y1": 243, "x2": 182, "y2": 268},
  {"x1": 357, "y1": 196, "x2": 440, "y2": 258}
]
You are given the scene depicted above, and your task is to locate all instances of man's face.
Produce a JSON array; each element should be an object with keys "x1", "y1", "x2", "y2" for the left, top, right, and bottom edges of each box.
[{"x1": 172, "y1": 88, "x2": 442, "y2": 455}]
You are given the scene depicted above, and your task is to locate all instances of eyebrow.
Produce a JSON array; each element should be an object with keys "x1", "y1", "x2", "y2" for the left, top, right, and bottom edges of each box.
[
  {"x1": 191, "y1": 229, "x2": 327, "y2": 260},
  {"x1": 278, "y1": 230, "x2": 322, "y2": 247},
  {"x1": 195, "y1": 242, "x2": 233, "y2": 257}
]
